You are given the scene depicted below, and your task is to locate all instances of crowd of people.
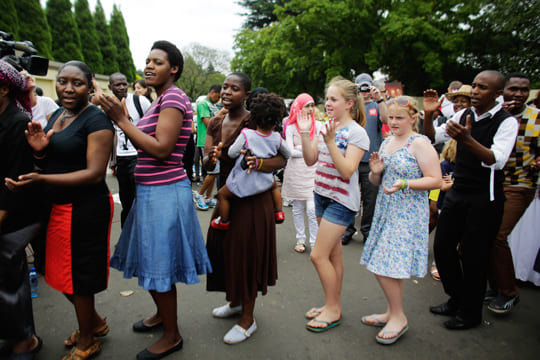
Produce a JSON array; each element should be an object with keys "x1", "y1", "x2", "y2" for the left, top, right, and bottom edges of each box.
[{"x1": 0, "y1": 36, "x2": 539, "y2": 360}]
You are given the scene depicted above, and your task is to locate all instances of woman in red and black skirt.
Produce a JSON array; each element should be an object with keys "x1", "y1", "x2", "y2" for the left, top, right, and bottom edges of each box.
[{"x1": 8, "y1": 61, "x2": 114, "y2": 360}]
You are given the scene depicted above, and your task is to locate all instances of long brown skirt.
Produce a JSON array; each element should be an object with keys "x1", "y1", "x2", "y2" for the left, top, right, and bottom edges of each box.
[{"x1": 206, "y1": 190, "x2": 277, "y2": 304}]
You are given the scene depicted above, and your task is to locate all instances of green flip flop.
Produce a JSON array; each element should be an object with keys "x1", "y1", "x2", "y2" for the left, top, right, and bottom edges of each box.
[
  {"x1": 304, "y1": 308, "x2": 322, "y2": 320},
  {"x1": 306, "y1": 318, "x2": 341, "y2": 333}
]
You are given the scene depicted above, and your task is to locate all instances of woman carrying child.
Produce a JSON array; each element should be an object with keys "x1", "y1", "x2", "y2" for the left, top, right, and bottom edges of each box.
[
  {"x1": 360, "y1": 96, "x2": 441, "y2": 345},
  {"x1": 298, "y1": 77, "x2": 370, "y2": 332},
  {"x1": 204, "y1": 73, "x2": 287, "y2": 344}
]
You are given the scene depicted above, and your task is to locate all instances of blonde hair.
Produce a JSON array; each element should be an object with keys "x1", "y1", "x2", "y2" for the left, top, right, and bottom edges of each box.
[
  {"x1": 387, "y1": 95, "x2": 420, "y2": 132},
  {"x1": 440, "y1": 139, "x2": 457, "y2": 163},
  {"x1": 327, "y1": 76, "x2": 366, "y2": 127}
]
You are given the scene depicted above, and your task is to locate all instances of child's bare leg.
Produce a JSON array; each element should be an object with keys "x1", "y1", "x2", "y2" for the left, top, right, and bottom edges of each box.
[
  {"x1": 217, "y1": 186, "x2": 235, "y2": 222},
  {"x1": 270, "y1": 181, "x2": 282, "y2": 212}
]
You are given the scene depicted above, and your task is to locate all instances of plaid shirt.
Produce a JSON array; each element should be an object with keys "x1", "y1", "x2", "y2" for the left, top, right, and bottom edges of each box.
[{"x1": 503, "y1": 106, "x2": 540, "y2": 188}]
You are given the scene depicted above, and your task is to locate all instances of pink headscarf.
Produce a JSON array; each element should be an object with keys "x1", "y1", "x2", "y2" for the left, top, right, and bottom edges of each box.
[
  {"x1": 286, "y1": 93, "x2": 315, "y2": 140},
  {"x1": 0, "y1": 60, "x2": 31, "y2": 118}
]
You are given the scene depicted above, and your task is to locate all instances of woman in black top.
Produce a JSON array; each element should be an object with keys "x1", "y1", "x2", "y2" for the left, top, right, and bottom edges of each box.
[
  {"x1": 7, "y1": 61, "x2": 114, "y2": 360},
  {"x1": 0, "y1": 60, "x2": 43, "y2": 359}
]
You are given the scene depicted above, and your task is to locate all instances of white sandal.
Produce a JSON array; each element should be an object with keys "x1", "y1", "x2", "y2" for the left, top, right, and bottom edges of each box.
[
  {"x1": 212, "y1": 303, "x2": 242, "y2": 318},
  {"x1": 223, "y1": 320, "x2": 257, "y2": 344}
]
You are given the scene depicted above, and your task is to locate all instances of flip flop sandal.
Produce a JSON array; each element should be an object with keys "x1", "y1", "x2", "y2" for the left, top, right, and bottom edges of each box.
[
  {"x1": 304, "y1": 307, "x2": 322, "y2": 319},
  {"x1": 65, "y1": 320, "x2": 110, "y2": 347},
  {"x1": 431, "y1": 266, "x2": 441, "y2": 281},
  {"x1": 361, "y1": 315, "x2": 387, "y2": 327},
  {"x1": 62, "y1": 341, "x2": 101, "y2": 360},
  {"x1": 294, "y1": 244, "x2": 306, "y2": 253},
  {"x1": 306, "y1": 318, "x2": 341, "y2": 333},
  {"x1": 375, "y1": 325, "x2": 409, "y2": 345}
]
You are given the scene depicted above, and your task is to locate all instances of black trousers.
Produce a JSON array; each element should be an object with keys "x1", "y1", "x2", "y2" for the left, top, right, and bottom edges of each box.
[
  {"x1": 434, "y1": 189, "x2": 504, "y2": 321},
  {"x1": 116, "y1": 156, "x2": 137, "y2": 227},
  {"x1": 346, "y1": 162, "x2": 379, "y2": 238}
]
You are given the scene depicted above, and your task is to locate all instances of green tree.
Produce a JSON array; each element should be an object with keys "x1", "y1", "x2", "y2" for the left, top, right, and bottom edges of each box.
[
  {"x1": 0, "y1": 0, "x2": 19, "y2": 39},
  {"x1": 177, "y1": 43, "x2": 229, "y2": 100},
  {"x1": 46, "y1": 0, "x2": 84, "y2": 62},
  {"x1": 237, "y1": 0, "x2": 292, "y2": 29},
  {"x1": 15, "y1": 0, "x2": 53, "y2": 59},
  {"x1": 74, "y1": 0, "x2": 103, "y2": 74},
  {"x1": 94, "y1": 0, "x2": 118, "y2": 75},
  {"x1": 461, "y1": 0, "x2": 540, "y2": 86},
  {"x1": 233, "y1": 0, "x2": 381, "y2": 98},
  {"x1": 109, "y1": 5, "x2": 136, "y2": 81}
]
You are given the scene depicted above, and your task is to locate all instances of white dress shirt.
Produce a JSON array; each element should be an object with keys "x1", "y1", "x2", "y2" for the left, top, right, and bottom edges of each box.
[{"x1": 434, "y1": 103, "x2": 519, "y2": 200}]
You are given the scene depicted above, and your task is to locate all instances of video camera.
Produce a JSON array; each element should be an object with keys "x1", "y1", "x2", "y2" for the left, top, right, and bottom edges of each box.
[{"x1": 0, "y1": 31, "x2": 49, "y2": 76}]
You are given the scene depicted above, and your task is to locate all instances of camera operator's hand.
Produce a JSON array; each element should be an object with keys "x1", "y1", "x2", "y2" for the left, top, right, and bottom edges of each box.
[
  {"x1": 25, "y1": 121, "x2": 53, "y2": 154},
  {"x1": 100, "y1": 94, "x2": 129, "y2": 126}
]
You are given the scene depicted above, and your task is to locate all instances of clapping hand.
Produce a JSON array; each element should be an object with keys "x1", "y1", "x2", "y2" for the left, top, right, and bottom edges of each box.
[
  {"x1": 25, "y1": 122, "x2": 53, "y2": 153},
  {"x1": 383, "y1": 180, "x2": 403, "y2": 195},
  {"x1": 297, "y1": 109, "x2": 312, "y2": 132},
  {"x1": 100, "y1": 94, "x2": 129, "y2": 125},
  {"x1": 322, "y1": 118, "x2": 338, "y2": 145},
  {"x1": 441, "y1": 174, "x2": 454, "y2": 191},
  {"x1": 446, "y1": 115, "x2": 472, "y2": 143},
  {"x1": 423, "y1": 89, "x2": 443, "y2": 114},
  {"x1": 369, "y1": 152, "x2": 384, "y2": 175},
  {"x1": 5, "y1": 172, "x2": 42, "y2": 191}
]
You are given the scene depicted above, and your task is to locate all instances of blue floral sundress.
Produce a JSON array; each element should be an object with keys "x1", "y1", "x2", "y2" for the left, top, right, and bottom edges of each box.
[{"x1": 360, "y1": 134, "x2": 429, "y2": 278}]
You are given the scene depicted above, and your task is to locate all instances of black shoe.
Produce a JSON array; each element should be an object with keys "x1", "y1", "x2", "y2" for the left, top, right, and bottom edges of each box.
[
  {"x1": 341, "y1": 228, "x2": 356, "y2": 245},
  {"x1": 429, "y1": 302, "x2": 458, "y2": 316},
  {"x1": 483, "y1": 289, "x2": 497, "y2": 304},
  {"x1": 136, "y1": 338, "x2": 183, "y2": 360},
  {"x1": 9, "y1": 336, "x2": 42, "y2": 360},
  {"x1": 444, "y1": 316, "x2": 481, "y2": 330},
  {"x1": 488, "y1": 294, "x2": 519, "y2": 314},
  {"x1": 133, "y1": 319, "x2": 163, "y2": 333}
]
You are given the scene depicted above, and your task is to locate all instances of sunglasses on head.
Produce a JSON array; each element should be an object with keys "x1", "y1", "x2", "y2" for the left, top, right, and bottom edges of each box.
[{"x1": 387, "y1": 97, "x2": 417, "y2": 113}]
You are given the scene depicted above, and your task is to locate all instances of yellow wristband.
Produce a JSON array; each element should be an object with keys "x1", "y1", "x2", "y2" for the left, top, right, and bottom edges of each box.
[{"x1": 257, "y1": 158, "x2": 264, "y2": 171}]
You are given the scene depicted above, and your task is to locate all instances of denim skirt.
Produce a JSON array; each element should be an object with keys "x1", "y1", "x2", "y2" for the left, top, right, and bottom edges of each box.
[{"x1": 110, "y1": 179, "x2": 212, "y2": 292}]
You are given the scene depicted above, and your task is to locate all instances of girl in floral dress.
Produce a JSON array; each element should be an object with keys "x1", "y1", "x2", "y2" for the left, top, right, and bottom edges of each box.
[{"x1": 360, "y1": 96, "x2": 441, "y2": 345}]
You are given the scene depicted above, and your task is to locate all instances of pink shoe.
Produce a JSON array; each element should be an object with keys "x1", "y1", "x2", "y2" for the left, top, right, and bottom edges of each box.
[{"x1": 211, "y1": 217, "x2": 230, "y2": 230}]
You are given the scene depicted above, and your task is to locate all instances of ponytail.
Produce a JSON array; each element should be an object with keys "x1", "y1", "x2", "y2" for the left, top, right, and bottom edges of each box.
[{"x1": 327, "y1": 76, "x2": 366, "y2": 127}]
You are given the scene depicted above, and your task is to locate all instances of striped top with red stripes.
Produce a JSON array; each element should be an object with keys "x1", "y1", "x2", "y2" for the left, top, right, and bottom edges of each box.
[
  {"x1": 134, "y1": 85, "x2": 193, "y2": 185},
  {"x1": 315, "y1": 120, "x2": 370, "y2": 212}
]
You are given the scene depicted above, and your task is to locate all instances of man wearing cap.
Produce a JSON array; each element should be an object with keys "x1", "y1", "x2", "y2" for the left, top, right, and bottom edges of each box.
[
  {"x1": 486, "y1": 72, "x2": 540, "y2": 314},
  {"x1": 423, "y1": 70, "x2": 519, "y2": 330},
  {"x1": 341, "y1": 73, "x2": 388, "y2": 245}
]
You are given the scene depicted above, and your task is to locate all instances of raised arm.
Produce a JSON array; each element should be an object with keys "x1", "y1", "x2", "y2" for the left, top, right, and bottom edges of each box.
[
  {"x1": 423, "y1": 89, "x2": 443, "y2": 143},
  {"x1": 285, "y1": 125, "x2": 303, "y2": 158},
  {"x1": 297, "y1": 110, "x2": 319, "y2": 166}
]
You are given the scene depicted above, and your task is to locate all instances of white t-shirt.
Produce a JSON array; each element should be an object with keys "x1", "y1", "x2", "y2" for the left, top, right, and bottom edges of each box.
[
  {"x1": 439, "y1": 95, "x2": 455, "y2": 119},
  {"x1": 115, "y1": 93, "x2": 152, "y2": 156},
  {"x1": 315, "y1": 121, "x2": 370, "y2": 212},
  {"x1": 32, "y1": 96, "x2": 59, "y2": 128}
]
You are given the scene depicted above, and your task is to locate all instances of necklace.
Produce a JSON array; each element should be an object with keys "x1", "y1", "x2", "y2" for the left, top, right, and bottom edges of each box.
[{"x1": 59, "y1": 105, "x2": 88, "y2": 126}]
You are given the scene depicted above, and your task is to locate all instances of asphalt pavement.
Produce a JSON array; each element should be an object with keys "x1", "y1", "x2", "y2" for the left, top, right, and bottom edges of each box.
[{"x1": 31, "y1": 174, "x2": 540, "y2": 359}]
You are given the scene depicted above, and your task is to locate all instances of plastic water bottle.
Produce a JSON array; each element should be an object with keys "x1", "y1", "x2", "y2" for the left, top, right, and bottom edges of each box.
[{"x1": 29, "y1": 267, "x2": 38, "y2": 298}]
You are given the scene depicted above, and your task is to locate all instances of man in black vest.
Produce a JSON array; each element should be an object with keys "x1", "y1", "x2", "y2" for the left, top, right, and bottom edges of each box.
[{"x1": 423, "y1": 70, "x2": 518, "y2": 330}]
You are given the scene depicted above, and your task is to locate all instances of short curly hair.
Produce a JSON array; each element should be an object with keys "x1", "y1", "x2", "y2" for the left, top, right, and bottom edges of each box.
[{"x1": 249, "y1": 92, "x2": 286, "y2": 131}]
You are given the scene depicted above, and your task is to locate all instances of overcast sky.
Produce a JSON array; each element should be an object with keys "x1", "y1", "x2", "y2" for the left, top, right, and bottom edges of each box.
[{"x1": 41, "y1": 0, "x2": 245, "y2": 70}]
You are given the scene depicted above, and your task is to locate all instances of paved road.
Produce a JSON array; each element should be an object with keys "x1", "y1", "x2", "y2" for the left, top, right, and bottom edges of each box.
[{"x1": 31, "y1": 175, "x2": 540, "y2": 359}]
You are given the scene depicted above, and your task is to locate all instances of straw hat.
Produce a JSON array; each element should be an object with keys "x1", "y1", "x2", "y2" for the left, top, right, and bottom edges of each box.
[{"x1": 446, "y1": 85, "x2": 472, "y2": 101}]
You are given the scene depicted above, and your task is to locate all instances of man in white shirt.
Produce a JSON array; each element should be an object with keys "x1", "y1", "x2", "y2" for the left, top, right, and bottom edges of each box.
[
  {"x1": 423, "y1": 70, "x2": 518, "y2": 330},
  {"x1": 22, "y1": 72, "x2": 58, "y2": 128},
  {"x1": 108, "y1": 72, "x2": 151, "y2": 226}
]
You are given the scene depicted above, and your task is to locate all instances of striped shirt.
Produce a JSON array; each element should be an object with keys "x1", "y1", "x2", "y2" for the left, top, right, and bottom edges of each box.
[
  {"x1": 315, "y1": 121, "x2": 370, "y2": 212},
  {"x1": 134, "y1": 86, "x2": 193, "y2": 185}
]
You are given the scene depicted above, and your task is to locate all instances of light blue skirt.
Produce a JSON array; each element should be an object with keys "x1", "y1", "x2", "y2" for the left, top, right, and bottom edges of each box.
[{"x1": 110, "y1": 179, "x2": 212, "y2": 292}]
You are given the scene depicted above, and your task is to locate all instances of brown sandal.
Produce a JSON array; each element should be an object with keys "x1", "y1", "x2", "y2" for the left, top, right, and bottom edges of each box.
[
  {"x1": 62, "y1": 341, "x2": 101, "y2": 360},
  {"x1": 64, "y1": 320, "x2": 110, "y2": 347}
]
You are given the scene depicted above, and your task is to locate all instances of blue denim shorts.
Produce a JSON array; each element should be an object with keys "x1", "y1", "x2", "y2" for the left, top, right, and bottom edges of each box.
[{"x1": 314, "y1": 192, "x2": 356, "y2": 226}]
